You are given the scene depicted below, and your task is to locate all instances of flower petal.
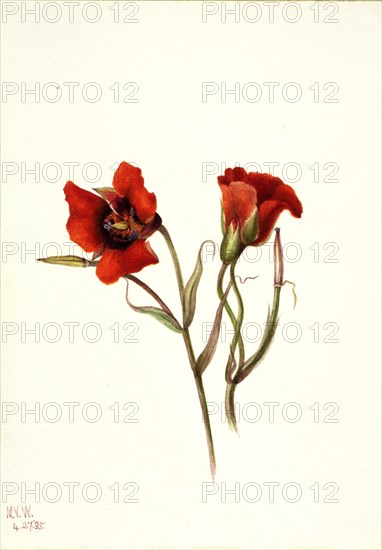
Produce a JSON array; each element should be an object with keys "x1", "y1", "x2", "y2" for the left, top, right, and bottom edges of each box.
[
  {"x1": 255, "y1": 197, "x2": 302, "y2": 245},
  {"x1": 272, "y1": 184, "x2": 303, "y2": 218},
  {"x1": 247, "y1": 172, "x2": 283, "y2": 205},
  {"x1": 112, "y1": 162, "x2": 157, "y2": 223},
  {"x1": 64, "y1": 181, "x2": 108, "y2": 252},
  {"x1": 95, "y1": 240, "x2": 159, "y2": 284},
  {"x1": 218, "y1": 167, "x2": 248, "y2": 186},
  {"x1": 219, "y1": 181, "x2": 257, "y2": 229}
]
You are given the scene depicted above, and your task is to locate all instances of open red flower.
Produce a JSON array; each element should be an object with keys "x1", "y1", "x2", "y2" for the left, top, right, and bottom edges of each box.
[
  {"x1": 64, "y1": 162, "x2": 161, "y2": 284},
  {"x1": 218, "y1": 167, "x2": 302, "y2": 246}
]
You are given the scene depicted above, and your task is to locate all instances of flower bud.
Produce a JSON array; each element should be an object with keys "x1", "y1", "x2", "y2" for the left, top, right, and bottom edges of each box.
[
  {"x1": 273, "y1": 227, "x2": 284, "y2": 286},
  {"x1": 38, "y1": 255, "x2": 89, "y2": 267}
]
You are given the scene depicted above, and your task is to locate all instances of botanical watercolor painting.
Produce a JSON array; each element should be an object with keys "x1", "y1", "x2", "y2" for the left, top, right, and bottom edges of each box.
[
  {"x1": 2, "y1": 2, "x2": 381, "y2": 549},
  {"x1": 40, "y1": 161, "x2": 303, "y2": 477}
]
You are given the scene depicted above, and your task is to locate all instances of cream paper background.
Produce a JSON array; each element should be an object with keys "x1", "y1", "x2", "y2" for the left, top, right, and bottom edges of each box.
[{"x1": 1, "y1": 1, "x2": 381, "y2": 549}]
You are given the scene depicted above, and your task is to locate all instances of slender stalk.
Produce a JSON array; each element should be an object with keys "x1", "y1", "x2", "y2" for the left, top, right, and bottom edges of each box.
[
  {"x1": 194, "y1": 373, "x2": 216, "y2": 478},
  {"x1": 124, "y1": 274, "x2": 175, "y2": 317},
  {"x1": 229, "y1": 260, "x2": 245, "y2": 367},
  {"x1": 217, "y1": 262, "x2": 245, "y2": 432},
  {"x1": 234, "y1": 228, "x2": 283, "y2": 383},
  {"x1": 217, "y1": 263, "x2": 245, "y2": 362},
  {"x1": 158, "y1": 225, "x2": 184, "y2": 297},
  {"x1": 225, "y1": 382, "x2": 237, "y2": 433},
  {"x1": 159, "y1": 224, "x2": 216, "y2": 478},
  {"x1": 223, "y1": 229, "x2": 284, "y2": 430},
  {"x1": 226, "y1": 284, "x2": 281, "y2": 429},
  {"x1": 223, "y1": 261, "x2": 245, "y2": 432},
  {"x1": 234, "y1": 286, "x2": 281, "y2": 383}
]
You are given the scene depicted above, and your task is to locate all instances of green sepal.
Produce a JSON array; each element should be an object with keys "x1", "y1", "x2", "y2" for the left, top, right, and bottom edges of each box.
[
  {"x1": 38, "y1": 255, "x2": 89, "y2": 268},
  {"x1": 220, "y1": 201, "x2": 226, "y2": 235},
  {"x1": 182, "y1": 240, "x2": 216, "y2": 329},
  {"x1": 220, "y1": 222, "x2": 240, "y2": 264},
  {"x1": 240, "y1": 207, "x2": 259, "y2": 245}
]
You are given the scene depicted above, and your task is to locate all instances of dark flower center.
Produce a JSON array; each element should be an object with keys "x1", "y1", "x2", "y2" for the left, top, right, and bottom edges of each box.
[{"x1": 102, "y1": 204, "x2": 144, "y2": 249}]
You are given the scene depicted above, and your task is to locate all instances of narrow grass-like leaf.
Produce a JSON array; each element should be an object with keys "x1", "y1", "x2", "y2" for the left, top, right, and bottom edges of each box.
[
  {"x1": 196, "y1": 282, "x2": 232, "y2": 375},
  {"x1": 182, "y1": 240, "x2": 217, "y2": 329},
  {"x1": 125, "y1": 281, "x2": 183, "y2": 333}
]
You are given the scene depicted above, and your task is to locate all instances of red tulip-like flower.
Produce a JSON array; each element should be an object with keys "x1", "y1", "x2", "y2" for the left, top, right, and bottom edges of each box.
[
  {"x1": 64, "y1": 162, "x2": 161, "y2": 284},
  {"x1": 218, "y1": 167, "x2": 302, "y2": 261}
]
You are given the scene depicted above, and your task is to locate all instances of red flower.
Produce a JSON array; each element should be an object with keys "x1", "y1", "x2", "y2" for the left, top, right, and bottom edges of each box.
[
  {"x1": 64, "y1": 162, "x2": 161, "y2": 284},
  {"x1": 218, "y1": 167, "x2": 302, "y2": 246}
]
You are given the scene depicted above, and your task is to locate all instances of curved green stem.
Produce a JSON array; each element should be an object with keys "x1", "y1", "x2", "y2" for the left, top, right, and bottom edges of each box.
[
  {"x1": 224, "y1": 229, "x2": 284, "y2": 429},
  {"x1": 217, "y1": 263, "x2": 245, "y2": 362},
  {"x1": 158, "y1": 225, "x2": 185, "y2": 298},
  {"x1": 87, "y1": 261, "x2": 181, "y2": 324},
  {"x1": 124, "y1": 274, "x2": 176, "y2": 318},
  {"x1": 234, "y1": 285, "x2": 281, "y2": 383},
  {"x1": 224, "y1": 260, "x2": 245, "y2": 432},
  {"x1": 218, "y1": 262, "x2": 245, "y2": 432},
  {"x1": 159, "y1": 224, "x2": 216, "y2": 478},
  {"x1": 229, "y1": 260, "x2": 245, "y2": 367},
  {"x1": 234, "y1": 228, "x2": 283, "y2": 384}
]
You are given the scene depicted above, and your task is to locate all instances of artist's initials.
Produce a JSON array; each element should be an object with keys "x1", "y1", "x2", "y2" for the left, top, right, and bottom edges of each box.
[{"x1": 6, "y1": 505, "x2": 32, "y2": 519}]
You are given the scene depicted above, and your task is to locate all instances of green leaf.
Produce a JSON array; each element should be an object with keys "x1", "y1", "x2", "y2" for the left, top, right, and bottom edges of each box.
[
  {"x1": 182, "y1": 240, "x2": 217, "y2": 329},
  {"x1": 195, "y1": 282, "x2": 232, "y2": 375},
  {"x1": 125, "y1": 281, "x2": 183, "y2": 333},
  {"x1": 38, "y1": 255, "x2": 89, "y2": 268}
]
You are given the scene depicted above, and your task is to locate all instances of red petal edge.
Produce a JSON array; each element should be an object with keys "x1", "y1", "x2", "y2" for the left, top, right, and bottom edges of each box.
[
  {"x1": 112, "y1": 162, "x2": 157, "y2": 223},
  {"x1": 64, "y1": 181, "x2": 108, "y2": 252},
  {"x1": 96, "y1": 240, "x2": 159, "y2": 284}
]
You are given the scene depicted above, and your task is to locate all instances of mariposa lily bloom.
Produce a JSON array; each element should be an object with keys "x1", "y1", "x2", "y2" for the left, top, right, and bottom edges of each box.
[
  {"x1": 64, "y1": 162, "x2": 161, "y2": 284},
  {"x1": 218, "y1": 167, "x2": 302, "y2": 262}
]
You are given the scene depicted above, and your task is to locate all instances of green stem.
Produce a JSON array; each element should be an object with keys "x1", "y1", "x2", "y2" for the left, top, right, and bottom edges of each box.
[
  {"x1": 158, "y1": 225, "x2": 184, "y2": 298},
  {"x1": 225, "y1": 285, "x2": 281, "y2": 430},
  {"x1": 229, "y1": 260, "x2": 245, "y2": 367},
  {"x1": 124, "y1": 274, "x2": 175, "y2": 318},
  {"x1": 235, "y1": 285, "x2": 281, "y2": 383},
  {"x1": 195, "y1": 373, "x2": 216, "y2": 479},
  {"x1": 159, "y1": 224, "x2": 216, "y2": 478},
  {"x1": 225, "y1": 382, "x2": 237, "y2": 433},
  {"x1": 224, "y1": 260, "x2": 245, "y2": 432},
  {"x1": 217, "y1": 263, "x2": 245, "y2": 362},
  {"x1": 217, "y1": 262, "x2": 245, "y2": 432},
  {"x1": 224, "y1": 229, "x2": 284, "y2": 428}
]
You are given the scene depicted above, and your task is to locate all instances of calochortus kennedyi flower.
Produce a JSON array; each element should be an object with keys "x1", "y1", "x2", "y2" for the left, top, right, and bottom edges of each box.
[
  {"x1": 40, "y1": 155, "x2": 304, "y2": 478},
  {"x1": 218, "y1": 167, "x2": 303, "y2": 263},
  {"x1": 64, "y1": 162, "x2": 161, "y2": 284}
]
